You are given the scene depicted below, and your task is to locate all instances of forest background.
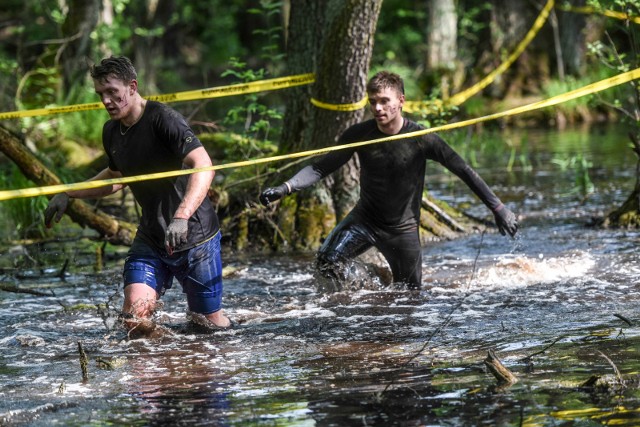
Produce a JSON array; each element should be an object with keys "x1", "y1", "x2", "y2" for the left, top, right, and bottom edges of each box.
[{"x1": 0, "y1": 0, "x2": 639, "y2": 258}]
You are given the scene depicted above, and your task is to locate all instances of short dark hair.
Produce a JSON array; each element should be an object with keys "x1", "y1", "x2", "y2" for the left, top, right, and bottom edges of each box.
[
  {"x1": 90, "y1": 56, "x2": 137, "y2": 84},
  {"x1": 366, "y1": 71, "x2": 404, "y2": 96}
]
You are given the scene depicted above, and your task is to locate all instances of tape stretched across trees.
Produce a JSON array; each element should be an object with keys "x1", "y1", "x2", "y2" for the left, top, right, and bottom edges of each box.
[
  {"x1": 310, "y1": 96, "x2": 369, "y2": 111},
  {"x1": 0, "y1": 66, "x2": 638, "y2": 202},
  {"x1": 1, "y1": 1, "x2": 554, "y2": 119},
  {"x1": 405, "y1": 0, "x2": 555, "y2": 115},
  {"x1": 558, "y1": 4, "x2": 640, "y2": 24},
  {"x1": 0, "y1": 74, "x2": 316, "y2": 120}
]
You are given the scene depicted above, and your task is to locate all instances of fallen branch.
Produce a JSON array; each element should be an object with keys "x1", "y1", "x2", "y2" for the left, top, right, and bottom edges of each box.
[
  {"x1": 0, "y1": 126, "x2": 136, "y2": 245},
  {"x1": 421, "y1": 197, "x2": 466, "y2": 232},
  {"x1": 0, "y1": 283, "x2": 53, "y2": 296}
]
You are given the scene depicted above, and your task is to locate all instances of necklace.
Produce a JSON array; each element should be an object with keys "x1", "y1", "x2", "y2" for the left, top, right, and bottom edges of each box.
[{"x1": 119, "y1": 103, "x2": 146, "y2": 136}]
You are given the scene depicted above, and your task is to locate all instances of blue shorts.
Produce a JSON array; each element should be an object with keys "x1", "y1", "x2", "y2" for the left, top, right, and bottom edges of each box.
[{"x1": 123, "y1": 232, "x2": 223, "y2": 314}]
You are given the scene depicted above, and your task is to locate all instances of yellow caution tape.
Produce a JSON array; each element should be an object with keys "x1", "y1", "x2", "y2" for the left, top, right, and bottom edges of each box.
[
  {"x1": 447, "y1": 0, "x2": 555, "y2": 107},
  {"x1": 558, "y1": 4, "x2": 640, "y2": 24},
  {"x1": 310, "y1": 96, "x2": 369, "y2": 112},
  {"x1": 403, "y1": 99, "x2": 443, "y2": 115},
  {"x1": 0, "y1": 67, "x2": 638, "y2": 202},
  {"x1": 0, "y1": 73, "x2": 316, "y2": 120}
]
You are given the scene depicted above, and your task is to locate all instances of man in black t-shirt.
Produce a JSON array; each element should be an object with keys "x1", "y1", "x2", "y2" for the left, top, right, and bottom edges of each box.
[
  {"x1": 44, "y1": 56, "x2": 230, "y2": 335},
  {"x1": 260, "y1": 71, "x2": 518, "y2": 289}
]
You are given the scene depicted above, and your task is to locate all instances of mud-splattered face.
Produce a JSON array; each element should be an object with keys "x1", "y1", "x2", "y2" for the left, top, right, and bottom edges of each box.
[
  {"x1": 94, "y1": 74, "x2": 137, "y2": 122},
  {"x1": 368, "y1": 86, "x2": 405, "y2": 132}
]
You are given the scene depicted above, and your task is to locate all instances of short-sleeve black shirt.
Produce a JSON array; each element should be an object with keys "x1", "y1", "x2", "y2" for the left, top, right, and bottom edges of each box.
[{"x1": 103, "y1": 101, "x2": 219, "y2": 251}]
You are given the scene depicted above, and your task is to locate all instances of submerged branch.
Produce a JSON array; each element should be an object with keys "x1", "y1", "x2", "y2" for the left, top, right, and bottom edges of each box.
[{"x1": 0, "y1": 283, "x2": 53, "y2": 296}]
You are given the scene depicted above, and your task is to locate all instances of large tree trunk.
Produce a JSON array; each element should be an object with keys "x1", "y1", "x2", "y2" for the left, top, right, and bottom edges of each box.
[
  {"x1": 558, "y1": 0, "x2": 589, "y2": 76},
  {"x1": 309, "y1": 0, "x2": 382, "y2": 224},
  {"x1": 0, "y1": 126, "x2": 136, "y2": 245},
  {"x1": 263, "y1": 0, "x2": 382, "y2": 252},
  {"x1": 252, "y1": 0, "x2": 476, "y2": 253},
  {"x1": 280, "y1": 0, "x2": 325, "y2": 155}
]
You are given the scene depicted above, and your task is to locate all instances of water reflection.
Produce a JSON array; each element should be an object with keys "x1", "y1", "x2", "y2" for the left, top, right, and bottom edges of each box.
[{"x1": 2, "y1": 126, "x2": 640, "y2": 425}]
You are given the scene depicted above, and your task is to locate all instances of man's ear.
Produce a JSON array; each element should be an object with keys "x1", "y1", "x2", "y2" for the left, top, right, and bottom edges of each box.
[{"x1": 129, "y1": 80, "x2": 138, "y2": 95}]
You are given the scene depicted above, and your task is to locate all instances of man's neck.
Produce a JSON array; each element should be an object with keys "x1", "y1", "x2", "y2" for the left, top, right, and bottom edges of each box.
[
  {"x1": 377, "y1": 116, "x2": 404, "y2": 135},
  {"x1": 122, "y1": 96, "x2": 146, "y2": 127}
]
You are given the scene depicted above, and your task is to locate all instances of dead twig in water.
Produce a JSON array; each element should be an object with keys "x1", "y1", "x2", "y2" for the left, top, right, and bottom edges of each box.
[
  {"x1": 378, "y1": 229, "x2": 487, "y2": 397},
  {"x1": 484, "y1": 349, "x2": 518, "y2": 386},
  {"x1": 78, "y1": 341, "x2": 89, "y2": 382},
  {"x1": 519, "y1": 335, "x2": 565, "y2": 363},
  {"x1": 597, "y1": 350, "x2": 624, "y2": 386},
  {"x1": 613, "y1": 313, "x2": 633, "y2": 326}
]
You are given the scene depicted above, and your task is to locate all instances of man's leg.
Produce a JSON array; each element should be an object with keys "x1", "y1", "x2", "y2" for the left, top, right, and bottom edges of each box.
[
  {"x1": 178, "y1": 234, "x2": 230, "y2": 329},
  {"x1": 377, "y1": 228, "x2": 423, "y2": 288},
  {"x1": 316, "y1": 213, "x2": 375, "y2": 290},
  {"x1": 122, "y1": 282, "x2": 160, "y2": 335},
  {"x1": 122, "y1": 243, "x2": 172, "y2": 337}
]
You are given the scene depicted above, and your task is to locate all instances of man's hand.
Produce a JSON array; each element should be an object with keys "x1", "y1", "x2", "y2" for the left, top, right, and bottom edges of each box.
[
  {"x1": 165, "y1": 218, "x2": 189, "y2": 254},
  {"x1": 493, "y1": 204, "x2": 518, "y2": 237},
  {"x1": 44, "y1": 193, "x2": 70, "y2": 228},
  {"x1": 259, "y1": 183, "x2": 290, "y2": 207}
]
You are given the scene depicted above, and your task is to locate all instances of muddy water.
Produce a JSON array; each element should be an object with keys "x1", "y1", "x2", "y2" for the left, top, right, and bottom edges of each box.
[{"x1": 2, "y1": 125, "x2": 640, "y2": 426}]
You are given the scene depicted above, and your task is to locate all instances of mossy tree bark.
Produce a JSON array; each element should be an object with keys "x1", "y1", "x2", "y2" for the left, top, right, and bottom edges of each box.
[
  {"x1": 271, "y1": 0, "x2": 383, "y2": 251},
  {"x1": 604, "y1": 132, "x2": 640, "y2": 228}
]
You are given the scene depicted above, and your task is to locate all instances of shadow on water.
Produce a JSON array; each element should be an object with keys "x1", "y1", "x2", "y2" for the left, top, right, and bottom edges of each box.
[{"x1": 2, "y1": 125, "x2": 640, "y2": 425}]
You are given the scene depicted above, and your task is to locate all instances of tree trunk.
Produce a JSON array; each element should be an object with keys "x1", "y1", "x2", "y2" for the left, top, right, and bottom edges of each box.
[
  {"x1": 129, "y1": 0, "x2": 178, "y2": 93},
  {"x1": 271, "y1": 0, "x2": 382, "y2": 251},
  {"x1": 60, "y1": 0, "x2": 101, "y2": 100},
  {"x1": 427, "y1": 0, "x2": 458, "y2": 98},
  {"x1": 280, "y1": 0, "x2": 325, "y2": 155},
  {"x1": 486, "y1": 0, "x2": 551, "y2": 99},
  {"x1": 0, "y1": 126, "x2": 136, "y2": 245},
  {"x1": 558, "y1": 0, "x2": 588, "y2": 76},
  {"x1": 304, "y1": 0, "x2": 383, "y2": 239}
]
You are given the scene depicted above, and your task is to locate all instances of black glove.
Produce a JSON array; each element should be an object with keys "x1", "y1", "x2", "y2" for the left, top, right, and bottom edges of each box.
[
  {"x1": 165, "y1": 218, "x2": 189, "y2": 254},
  {"x1": 259, "y1": 183, "x2": 290, "y2": 206},
  {"x1": 493, "y1": 204, "x2": 518, "y2": 237},
  {"x1": 44, "y1": 193, "x2": 70, "y2": 228}
]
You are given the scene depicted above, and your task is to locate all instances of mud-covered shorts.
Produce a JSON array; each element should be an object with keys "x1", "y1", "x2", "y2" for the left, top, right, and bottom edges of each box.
[{"x1": 123, "y1": 232, "x2": 223, "y2": 314}]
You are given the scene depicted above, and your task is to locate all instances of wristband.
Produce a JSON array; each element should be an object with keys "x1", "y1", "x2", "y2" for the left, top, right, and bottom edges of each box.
[{"x1": 284, "y1": 181, "x2": 292, "y2": 194}]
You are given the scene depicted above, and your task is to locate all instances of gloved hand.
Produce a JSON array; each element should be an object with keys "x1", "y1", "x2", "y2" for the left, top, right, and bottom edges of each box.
[
  {"x1": 259, "y1": 183, "x2": 290, "y2": 206},
  {"x1": 165, "y1": 218, "x2": 189, "y2": 254},
  {"x1": 493, "y1": 204, "x2": 518, "y2": 237},
  {"x1": 44, "y1": 193, "x2": 70, "y2": 228}
]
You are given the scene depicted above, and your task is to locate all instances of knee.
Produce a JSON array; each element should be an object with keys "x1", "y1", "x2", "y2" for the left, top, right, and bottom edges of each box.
[{"x1": 123, "y1": 283, "x2": 158, "y2": 319}]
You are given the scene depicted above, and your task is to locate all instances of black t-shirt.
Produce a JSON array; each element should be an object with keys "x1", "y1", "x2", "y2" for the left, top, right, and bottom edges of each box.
[
  {"x1": 103, "y1": 101, "x2": 219, "y2": 251},
  {"x1": 288, "y1": 118, "x2": 501, "y2": 230}
]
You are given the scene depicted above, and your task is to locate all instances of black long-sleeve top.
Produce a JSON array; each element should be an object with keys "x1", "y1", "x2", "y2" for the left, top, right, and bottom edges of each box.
[{"x1": 286, "y1": 118, "x2": 502, "y2": 231}]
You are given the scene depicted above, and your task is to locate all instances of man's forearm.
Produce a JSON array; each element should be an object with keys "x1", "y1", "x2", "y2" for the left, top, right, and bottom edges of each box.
[{"x1": 173, "y1": 170, "x2": 213, "y2": 219}]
